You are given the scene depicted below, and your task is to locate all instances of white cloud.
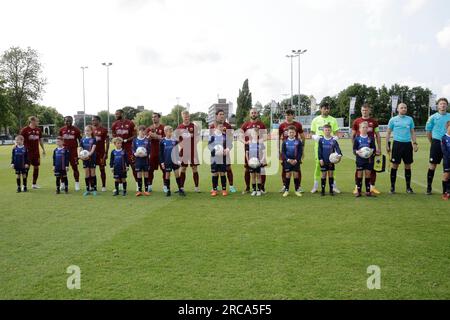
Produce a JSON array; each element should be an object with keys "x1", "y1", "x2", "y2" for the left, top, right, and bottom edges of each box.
[
  {"x1": 436, "y1": 24, "x2": 450, "y2": 50},
  {"x1": 403, "y1": 0, "x2": 428, "y2": 16},
  {"x1": 442, "y1": 84, "x2": 450, "y2": 96}
]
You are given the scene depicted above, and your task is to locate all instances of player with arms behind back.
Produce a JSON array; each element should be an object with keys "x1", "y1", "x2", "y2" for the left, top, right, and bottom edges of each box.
[
  {"x1": 53, "y1": 136, "x2": 70, "y2": 194},
  {"x1": 353, "y1": 122, "x2": 376, "y2": 197},
  {"x1": 281, "y1": 126, "x2": 303, "y2": 197},
  {"x1": 11, "y1": 135, "x2": 30, "y2": 193},
  {"x1": 318, "y1": 124, "x2": 342, "y2": 196}
]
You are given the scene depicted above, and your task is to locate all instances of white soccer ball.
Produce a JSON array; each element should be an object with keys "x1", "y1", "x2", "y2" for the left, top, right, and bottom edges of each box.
[
  {"x1": 79, "y1": 150, "x2": 90, "y2": 160},
  {"x1": 248, "y1": 157, "x2": 260, "y2": 169},
  {"x1": 329, "y1": 152, "x2": 341, "y2": 164},
  {"x1": 136, "y1": 146, "x2": 147, "y2": 157},
  {"x1": 359, "y1": 147, "x2": 373, "y2": 159},
  {"x1": 214, "y1": 144, "x2": 224, "y2": 156}
]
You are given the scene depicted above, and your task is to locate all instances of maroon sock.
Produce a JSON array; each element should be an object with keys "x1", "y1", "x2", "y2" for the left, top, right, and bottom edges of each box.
[
  {"x1": 32, "y1": 167, "x2": 39, "y2": 184},
  {"x1": 100, "y1": 166, "x2": 106, "y2": 187},
  {"x1": 244, "y1": 169, "x2": 250, "y2": 190},
  {"x1": 149, "y1": 170, "x2": 154, "y2": 185},
  {"x1": 180, "y1": 171, "x2": 186, "y2": 187},
  {"x1": 193, "y1": 172, "x2": 199, "y2": 187},
  {"x1": 73, "y1": 166, "x2": 80, "y2": 182},
  {"x1": 227, "y1": 167, "x2": 234, "y2": 186},
  {"x1": 370, "y1": 170, "x2": 377, "y2": 186}
]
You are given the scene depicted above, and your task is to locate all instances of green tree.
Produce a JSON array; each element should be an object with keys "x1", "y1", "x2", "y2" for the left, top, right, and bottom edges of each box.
[
  {"x1": 0, "y1": 80, "x2": 15, "y2": 133},
  {"x1": 122, "y1": 106, "x2": 140, "y2": 120},
  {"x1": 97, "y1": 110, "x2": 115, "y2": 128},
  {"x1": 0, "y1": 47, "x2": 46, "y2": 129},
  {"x1": 319, "y1": 96, "x2": 338, "y2": 116},
  {"x1": 134, "y1": 110, "x2": 154, "y2": 127},
  {"x1": 336, "y1": 83, "x2": 378, "y2": 126},
  {"x1": 190, "y1": 111, "x2": 208, "y2": 128},
  {"x1": 33, "y1": 104, "x2": 64, "y2": 135},
  {"x1": 236, "y1": 79, "x2": 252, "y2": 127}
]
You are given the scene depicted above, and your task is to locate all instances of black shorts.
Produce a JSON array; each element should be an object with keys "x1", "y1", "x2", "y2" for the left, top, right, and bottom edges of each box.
[
  {"x1": 82, "y1": 158, "x2": 96, "y2": 169},
  {"x1": 15, "y1": 168, "x2": 28, "y2": 175},
  {"x1": 163, "y1": 163, "x2": 180, "y2": 173},
  {"x1": 135, "y1": 158, "x2": 150, "y2": 172},
  {"x1": 54, "y1": 170, "x2": 68, "y2": 177},
  {"x1": 320, "y1": 162, "x2": 335, "y2": 172},
  {"x1": 429, "y1": 139, "x2": 443, "y2": 164},
  {"x1": 211, "y1": 163, "x2": 227, "y2": 173},
  {"x1": 444, "y1": 159, "x2": 450, "y2": 172},
  {"x1": 248, "y1": 166, "x2": 261, "y2": 174},
  {"x1": 113, "y1": 171, "x2": 127, "y2": 180},
  {"x1": 391, "y1": 141, "x2": 413, "y2": 165},
  {"x1": 356, "y1": 160, "x2": 374, "y2": 171},
  {"x1": 283, "y1": 161, "x2": 300, "y2": 172}
]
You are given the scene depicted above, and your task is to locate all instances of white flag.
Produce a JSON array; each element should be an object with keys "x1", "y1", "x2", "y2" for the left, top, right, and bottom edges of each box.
[
  {"x1": 391, "y1": 96, "x2": 399, "y2": 113},
  {"x1": 349, "y1": 97, "x2": 357, "y2": 115}
]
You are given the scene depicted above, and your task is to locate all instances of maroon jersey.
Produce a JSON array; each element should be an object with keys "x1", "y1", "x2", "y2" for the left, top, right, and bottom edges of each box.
[
  {"x1": 177, "y1": 122, "x2": 200, "y2": 164},
  {"x1": 146, "y1": 124, "x2": 165, "y2": 159},
  {"x1": 59, "y1": 126, "x2": 81, "y2": 150},
  {"x1": 241, "y1": 120, "x2": 266, "y2": 141},
  {"x1": 209, "y1": 121, "x2": 232, "y2": 133},
  {"x1": 112, "y1": 119, "x2": 135, "y2": 150},
  {"x1": 93, "y1": 126, "x2": 108, "y2": 156},
  {"x1": 278, "y1": 121, "x2": 304, "y2": 141},
  {"x1": 20, "y1": 126, "x2": 42, "y2": 157},
  {"x1": 352, "y1": 117, "x2": 379, "y2": 138}
]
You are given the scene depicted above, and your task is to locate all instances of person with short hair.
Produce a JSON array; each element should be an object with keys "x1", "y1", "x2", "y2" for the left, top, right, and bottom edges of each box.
[
  {"x1": 281, "y1": 126, "x2": 303, "y2": 197},
  {"x1": 208, "y1": 122, "x2": 232, "y2": 197},
  {"x1": 53, "y1": 136, "x2": 70, "y2": 194},
  {"x1": 159, "y1": 126, "x2": 185, "y2": 197},
  {"x1": 279, "y1": 109, "x2": 305, "y2": 193},
  {"x1": 59, "y1": 116, "x2": 82, "y2": 191},
  {"x1": 133, "y1": 125, "x2": 151, "y2": 196},
  {"x1": 11, "y1": 135, "x2": 30, "y2": 193},
  {"x1": 110, "y1": 137, "x2": 129, "y2": 197},
  {"x1": 177, "y1": 110, "x2": 201, "y2": 192},
  {"x1": 20, "y1": 116, "x2": 45, "y2": 189},
  {"x1": 318, "y1": 124, "x2": 342, "y2": 196},
  {"x1": 386, "y1": 103, "x2": 418, "y2": 194},
  {"x1": 210, "y1": 109, "x2": 236, "y2": 193},
  {"x1": 245, "y1": 128, "x2": 266, "y2": 196},
  {"x1": 310, "y1": 103, "x2": 341, "y2": 193},
  {"x1": 91, "y1": 115, "x2": 109, "y2": 192},
  {"x1": 351, "y1": 103, "x2": 382, "y2": 195},
  {"x1": 353, "y1": 121, "x2": 376, "y2": 197},
  {"x1": 146, "y1": 112, "x2": 165, "y2": 192},
  {"x1": 425, "y1": 97, "x2": 450, "y2": 195},
  {"x1": 240, "y1": 108, "x2": 267, "y2": 194}
]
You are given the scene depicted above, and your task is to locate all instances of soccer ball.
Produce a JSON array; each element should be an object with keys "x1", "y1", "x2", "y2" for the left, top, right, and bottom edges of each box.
[
  {"x1": 136, "y1": 147, "x2": 147, "y2": 158},
  {"x1": 79, "y1": 150, "x2": 90, "y2": 160},
  {"x1": 329, "y1": 152, "x2": 341, "y2": 164},
  {"x1": 359, "y1": 147, "x2": 373, "y2": 159},
  {"x1": 214, "y1": 144, "x2": 224, "y2": 156},
  {"x1": 248, "y1": 157, "x2": 260, "y2": 169}
]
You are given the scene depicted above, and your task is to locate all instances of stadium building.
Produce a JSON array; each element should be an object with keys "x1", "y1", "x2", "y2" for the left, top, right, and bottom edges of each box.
[{"x1": 207, "y1": 98, "x2": 233, "y2": 126}]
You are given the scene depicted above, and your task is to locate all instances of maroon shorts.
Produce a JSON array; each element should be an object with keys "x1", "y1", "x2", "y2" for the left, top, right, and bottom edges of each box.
[
  {"x1": 29, "y1": 153, "x2": 40, "y2": 166},
  {"x1": 95, "y1": 151, "x2": 106, "y2": 166}
]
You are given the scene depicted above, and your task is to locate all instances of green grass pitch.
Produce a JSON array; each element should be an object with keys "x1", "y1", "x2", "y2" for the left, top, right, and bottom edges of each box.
[{"x1": 1, "y1": 137, "x2": 449, "y2": 299}]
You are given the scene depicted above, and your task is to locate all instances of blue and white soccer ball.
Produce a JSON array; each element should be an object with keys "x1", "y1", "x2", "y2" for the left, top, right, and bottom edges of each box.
[
  {"x1": 79, "y1": 150, "x2": 90, "y2": 160},
  {"x1": 329, "y1": 152, "x2": 341, "y2": 164},
  {"x1": 135, "y1": 147, "x2": 147, "y2": 158},
  {"x1": 214, "y1": 144, "x2": 224, "y2": 156},
  {"x1": 359, "y1": 147, "x2": 373, "y2": 159},
  {"x1": 248, "y1": 157, "x2": 260, "y2": 169}
]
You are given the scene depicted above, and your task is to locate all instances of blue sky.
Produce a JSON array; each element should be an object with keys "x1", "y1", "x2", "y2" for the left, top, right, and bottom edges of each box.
[{"x1": 0, "y1": 0, "x2": 449, "y2": 116}]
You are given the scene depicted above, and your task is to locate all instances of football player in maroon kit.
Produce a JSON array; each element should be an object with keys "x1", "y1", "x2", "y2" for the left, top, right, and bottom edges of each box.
[
  {"x1": 209, "y1": 109, "x2": 236, "y2": 193},
  {"x1": 145, "y1": 112, "x2": 165, "y2": 192},
  {"x1": 111, "y1": 109, "x2": 137, "y2": 184},
  {"x1": 59, "y1": 116, "x2": 82, "y2": 191},
  {"x1": 240, "y1": 108, "x2": 267, "y2": 194},
  {"x1": 351, "y1": 103, "x2": 382, "y2": 195},
  {"x1": 20, "y1": 116, "x2": 46, "y2": 189},
  {"x1": 177, "y1": 110, "x2": 201, "y2": 192},
  {"x1": 91, "y1": 115, "x2": 110, "y2": 192},
  {"x1": 278, "y1": 109, "x2": 305, "y2": 193}
]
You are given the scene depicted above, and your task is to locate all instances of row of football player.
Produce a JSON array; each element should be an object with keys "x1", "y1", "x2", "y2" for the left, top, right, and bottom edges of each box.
[{"x1": 11, "y1": 120, "x2": 391, "y2": 198}]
